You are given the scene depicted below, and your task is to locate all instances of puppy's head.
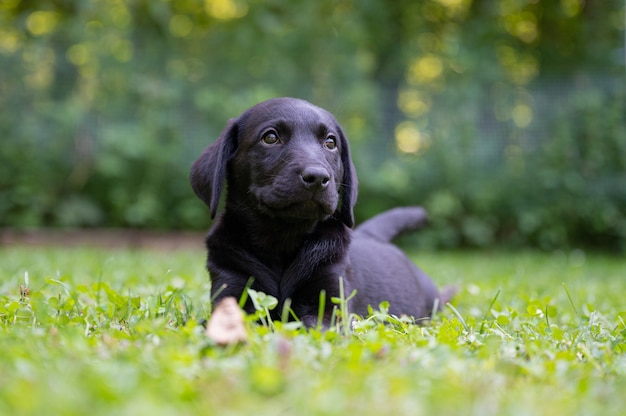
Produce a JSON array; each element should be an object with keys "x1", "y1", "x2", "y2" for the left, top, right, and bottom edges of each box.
[{"x1": 190, "y1": 97, "x2": 358, "y2": 227}]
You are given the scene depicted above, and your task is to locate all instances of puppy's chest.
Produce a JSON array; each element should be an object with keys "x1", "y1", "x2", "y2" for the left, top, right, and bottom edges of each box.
[
  {"x1": 252, "y1": 246, "x2": 332, "y2": 287},
  {"x1": 258, "y1": 253, "x2": 299, "y2": 279}
]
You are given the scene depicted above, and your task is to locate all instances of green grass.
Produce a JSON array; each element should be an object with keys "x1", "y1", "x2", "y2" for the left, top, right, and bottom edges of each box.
[{"x1": 1, "y1": 247, "x2": 625, "y2": 415}]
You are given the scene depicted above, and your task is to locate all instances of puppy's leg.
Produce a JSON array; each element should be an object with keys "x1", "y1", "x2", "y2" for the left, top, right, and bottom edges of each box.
[
  {"x1": 436, "y1": 285, "x2": 458, "y2": 311},
  {"x1": 354, "y1": 206, "x2": 427, "y2": 243}
]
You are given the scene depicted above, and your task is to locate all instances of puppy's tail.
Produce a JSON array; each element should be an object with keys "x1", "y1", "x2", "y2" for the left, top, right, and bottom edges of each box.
[{"x1": 354, "y1": 206, "x2": 428, "y2": 243}]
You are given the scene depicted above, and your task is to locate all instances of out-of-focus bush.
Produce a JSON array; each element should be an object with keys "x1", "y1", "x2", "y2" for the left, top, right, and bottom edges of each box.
[
  {"x1": 362, "y1": 79, "x2": 625, "y2": 251},
  {"x1": 1, "y1": 0, "x2": 624, "y2": 251}
]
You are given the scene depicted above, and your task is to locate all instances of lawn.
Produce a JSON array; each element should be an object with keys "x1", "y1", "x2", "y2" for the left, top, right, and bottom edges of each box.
[{"x1": 1, "y1": 247, "x2": 625, "y2": 415}]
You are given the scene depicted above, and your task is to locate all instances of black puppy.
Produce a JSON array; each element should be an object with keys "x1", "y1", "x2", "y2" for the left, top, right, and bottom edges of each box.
[{"x1": 191, "y1": 97, "x2": 449, "y2": 326}]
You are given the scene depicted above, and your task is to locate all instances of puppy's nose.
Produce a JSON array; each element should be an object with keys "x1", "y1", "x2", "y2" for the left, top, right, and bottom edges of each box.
[{"x1": 301, "y1": 166, "x2": 330, "y2": 190}]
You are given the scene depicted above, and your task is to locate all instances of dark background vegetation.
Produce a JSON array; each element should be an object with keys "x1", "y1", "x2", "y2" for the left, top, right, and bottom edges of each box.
[{"x1": 1, "y1": 0, "x2": 625, "y2": 251}]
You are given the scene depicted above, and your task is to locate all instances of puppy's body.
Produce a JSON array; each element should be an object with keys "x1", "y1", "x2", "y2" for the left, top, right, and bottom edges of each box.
[
  {"x1": 191, "y1": 98, "x2": 447, "y2": 325},
  {"x1": 350, "y1": 207, "x2": 441, "y2": 318}
]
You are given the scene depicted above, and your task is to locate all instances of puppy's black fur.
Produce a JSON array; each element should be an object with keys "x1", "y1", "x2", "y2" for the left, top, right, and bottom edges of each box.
[{"x1": 191, "y1": 97, "x2": 448, "y2": 325}]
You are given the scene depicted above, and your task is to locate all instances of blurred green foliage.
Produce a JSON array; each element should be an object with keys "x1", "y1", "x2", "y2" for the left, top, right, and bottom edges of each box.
[{"x1": 1, "y1": 0, "x2": 625, "y2": 250}]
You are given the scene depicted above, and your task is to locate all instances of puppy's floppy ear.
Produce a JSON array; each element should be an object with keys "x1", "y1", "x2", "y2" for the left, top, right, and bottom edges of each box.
[
  {"x1": 337, "y1": 126, "x2": 358, "y2": 228},
  {"x1": 190, "y1": 118, "x2": 239, "y2": 219}
]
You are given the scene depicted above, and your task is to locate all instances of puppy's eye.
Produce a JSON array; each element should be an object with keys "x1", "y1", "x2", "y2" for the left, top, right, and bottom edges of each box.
[
  {"x1": 261, "y1": 131, "x2": 280, "y2": 145},
  {"x1": 324, "y1": 135, "x2": 337, "y2": 150}
]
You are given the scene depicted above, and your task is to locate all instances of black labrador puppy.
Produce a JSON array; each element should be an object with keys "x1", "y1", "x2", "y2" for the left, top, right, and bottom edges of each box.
[{"x1": 191, "y1": 97, "x2": 450, "y2": 326}]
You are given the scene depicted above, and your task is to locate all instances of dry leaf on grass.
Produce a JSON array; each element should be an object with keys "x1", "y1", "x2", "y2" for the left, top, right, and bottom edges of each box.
[{"x1": 206, "y1": 297, "x2": 247, "y2": 346}]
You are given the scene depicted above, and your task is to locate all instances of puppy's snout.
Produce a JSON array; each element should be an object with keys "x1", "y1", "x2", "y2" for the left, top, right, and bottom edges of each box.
[{"x1": 301, "y1": 166, "x2": 330, "y2": 190}]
